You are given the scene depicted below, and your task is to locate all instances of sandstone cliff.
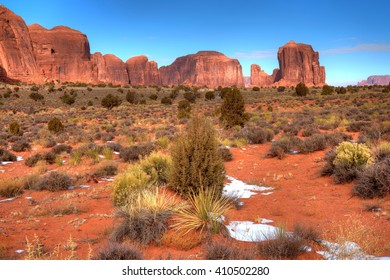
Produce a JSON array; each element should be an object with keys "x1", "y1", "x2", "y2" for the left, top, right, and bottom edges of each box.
[
  {"x1": 126, "y1": 55, "x2": 160, "y2": 86},
  {"x1": 250, "y1": 64, "x2": 273, "y2": 87},
  {"x1": 0, "y1": 5, "x2": 39, "y2": 82},
  {"x1": 358, "y1": 75, "x2": 390, "y2": 86},
  {"x1": 91, "y1": 52, "x2": 129, "y2": 84},
  {"x1": 160, "y1": 51, "x2": 244, "y2": 88}
]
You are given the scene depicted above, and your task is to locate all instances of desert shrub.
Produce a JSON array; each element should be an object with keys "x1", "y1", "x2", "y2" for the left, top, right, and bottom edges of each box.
[
  {"x1": 48, "y1": 118, "x2": 64, "y2": 133},
  {"x1": 173, "y1": 187, "x2": 231, "y2": 236},
  {"x1": 326, "y1": 131, "x2": 352, "y2": 147},
  {"x1": 21, "y1": 173, "x2": 40, "y2": 190},
  {"x1": 9, "y1": 122, "x2": 22, "y2": 136},
  {"x1": 293, "y1": 223, "x2": 320, "y2": 242},
  {"x1": 257, "y1": 227, "x2": 306, "y2": 260},
  {"x1": 183, "y1": 91, "x2": 196, "y2": 103},
  {"x1": 33, "y1": 171, "x2": 72, "y2": 192},
  {"x1": 119, "y1": 142, "x2": 154, "y2": 162},
  {"x1": 92, "y1": 161, "x2": 118, "y2": 177},
  {"x1": 101, "y1": 94, "x2": 122, "y2": 109},
  {"x1": 170, "y1": 116, "x2": 225, "y2": 198},
  {"x1": 105, "y1": 142, "x2": 123, "y2": 152},
  {"x1": 51, "y1": 144, "x2": 72, "y2": 155},
  {"x1": 219, "y1": 88, "x2": 248, "y2": 128},
  {"x1": 0, "y1": 148, "x2": 17, "y2": 162},
  {"x1": 373, "y1": 141, "x2": 390, "y2": 161},
  {"x1": 237, "y1": 126, "x2": 274, "y2": 144},
  {"x1": 321, "y1": 85, "x2": 334, "y2": 95},
  {"x1": 29, "y1": 92, "x2": 44, "y2": 101},
  {"x1": 267, "y1": 136, "x2": 301, "y2": 159},
  {"x1": 321, "y1": 150, "x2": 337, "y2": 176},
  {"x1": 160, "y1": 96, "x2": 172, "y2": 105},
  {"x1": 295, "y1": 82, "x2": 309, "y2": 96},
  {"x1": 92, "y1": 242, "x2": 143, "y2": 260},
  {"x1": 149, "y1": 93, "x2": 158, "y2": 100},
  {"x1": 111, "y1": 165, "x2": 152, "y2": 206},
  {"x1": 299, "y1": 133, "x2": 327, "y2": 153},
  {"x1": 177, "y1": 100, "x2": 191, "y2": 119},
  {"x1": 126, "y1": 91, "x2": 138, "y2": 104},
  {"x1": 205, "y1": 91, "x2": 215, "y2": 100},
  {"x1": 11, "y1": 139, "x2": 31, "y2": 152},
  {"x1": 301, "y1": 125, "x2": 319, "y2": 137},
  {"x1": 25, "y1": 153, "x2": 42, "y2": 167},
  {"x1": 252, "y1": 86, "x2": 260, "y2": 91},
  {"x1": 59, "y1": 93, "x2": 76, "y2": 105},
  {"x1": 277, "y1": 86, "x2": 286, "y2": 92},
  {"x1": 204, "y1": 239, "x2": 253, "y2": 260},
  {"x1": 218, "y1": 145, "x2": 233, "y2": 162},
  {"x1": 353, "y1": 158, "x2": 390, "y2": 199},
  {"x1": 0, "y1": 178, "x2": 23, "y2": 198},
  {"x1": 110, "y1": 190, "x2": 182, "y2": 244},
  {"x1": 139, "y1": 151, "x2": 172, "y2": 185}
]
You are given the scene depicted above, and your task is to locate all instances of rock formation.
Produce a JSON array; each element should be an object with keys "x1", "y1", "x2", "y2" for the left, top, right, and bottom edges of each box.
[
  {"x1": 126, "y1": 55, "x2": 160, "y2": 86},
  {"x1": 357, "y1": 75, "x2": 390, "y2": 86},
  {"x1": 91, "y1": 52, "x2": 129, "y2": 84},
  {"x1": 250, "y1": 64, "x2": 273, "y2": 87},
  {"x1": 159, "y1": 51, "x2": 244, "y2": 88},
  {"x1": 0, "y1": 5, "x2": 39, "y2": 82},
  {"x1": 28, "y1": 24, "x2": 93, "y2": 83},
  {"x1": 275, "y1": 40, "x2": 325, "y2": 86}
]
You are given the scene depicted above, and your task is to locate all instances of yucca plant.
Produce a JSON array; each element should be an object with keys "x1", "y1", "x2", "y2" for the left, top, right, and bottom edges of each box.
[{"x1": 173, "y1": 187, "x2": 232, "y2": 236}]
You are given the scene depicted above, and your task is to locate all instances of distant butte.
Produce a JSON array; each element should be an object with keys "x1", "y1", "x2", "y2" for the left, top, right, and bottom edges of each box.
[
  {"x1": 358, "y1": 75, "x2": 390, "y2": 86},
  {"x1": 0, "y1": 5, "x2": 326, "y2": 87}
]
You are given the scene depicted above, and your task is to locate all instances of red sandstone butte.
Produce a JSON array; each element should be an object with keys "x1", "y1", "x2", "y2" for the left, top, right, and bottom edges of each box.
[
  {"x1": 159, "y1": 51, "x2": 244, "y2": 88},
  {"x1": 126, "y1": 55, "x2": 160, "y2": 86},
  {"x1": 28, "y1": 24, "x2": 93, "y2": 83},
  {"x1": 358, "y1": 75, "x2": 390, "y2": 86},
  {"x1": 0, "y1": 5, "x2": 39, "y2": 82},
  {"x1": 91, "y1": 52, "x2": 129, "y2": 85},
  {"x1": 250, "y1": 64, "x2": 273, "y2": 87}
]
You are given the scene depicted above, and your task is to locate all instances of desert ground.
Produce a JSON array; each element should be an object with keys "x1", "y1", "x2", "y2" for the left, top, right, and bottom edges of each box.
[{"x1": 1, "y1": 83, "x2": 389, "y2": 260}]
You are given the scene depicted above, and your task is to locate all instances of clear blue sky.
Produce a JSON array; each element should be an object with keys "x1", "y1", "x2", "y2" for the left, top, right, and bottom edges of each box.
[{"x1": 2, "y1": 0, "x2": 390, "y2": 85}]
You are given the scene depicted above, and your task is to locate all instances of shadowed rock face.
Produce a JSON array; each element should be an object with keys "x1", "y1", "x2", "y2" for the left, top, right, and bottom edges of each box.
[
  {"x1": 159, "y1": 51, "x2": 244, "y2": 88},
  {"x1": 250, "y1": 64, "x2": 273, "y2": 87},
  {"x1": 0, "y1": 5, "x2": 39, "y2": 82},
  {"x1": 126, "y1": 55, "x2": 160, "y2": 86},
  {"x1": 91, "y1": 53, "x2": 129, "y2": 85},
  {"x1": 358, "y1": 75, "x2": 390, "y2": 86},
  {"x1": 29, "y1": 24, "x2": 93, "y2": 83}
]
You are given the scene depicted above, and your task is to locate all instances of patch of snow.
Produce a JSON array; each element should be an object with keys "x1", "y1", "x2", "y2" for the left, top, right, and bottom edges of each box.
[
  {"x1": 241, "y1": 148, "x2": 247, "y2": 151},
  {"x1": 379, "y1": 257, "x2": 390, "y2": 260},
  {"x1": 261, "y1": 192, "x2": 273, "y2": 196},
  {"x1": 98, "y1": 177, "x2": 114, "y2": 182},
  {"x1": 0, "y1": 197, "x2": 16, "y2": 203},
  {"x1": 289, "y1": 150, "x2": 300, "y2": 154},
  {"x1": 317, "y1": 240, "x2": 378, "y2": 260},
  {"x1": 223, "y1": 176, "x2": 273, "y2": 199},
  {"x1": 260, "y1": 218, "x2": 274, "y2": 224},
  {"x1": 98, "y1": 155, "x2": 105, "y2": 158},
  {"x1": 113, "y1": 151, "x2": 120, "y2": 155},
  {"x1": 226, "y1": 221, "x2": 278, "y2": 242},
  {"x1": 25, "y1": 197, "x2": 33, "y2": 200},
  {"x1": 15, "y1": 250, "x2": 24, "y2": 254},
  {"x1": 16, "y1": 156, "x2": 23, "y2": 161},
  {"x1": 67, "y1": 185, "x2": 90, "y2": 190},
  {"x1": 0, "y1": 161, "x2": 13, "y2": 165}
]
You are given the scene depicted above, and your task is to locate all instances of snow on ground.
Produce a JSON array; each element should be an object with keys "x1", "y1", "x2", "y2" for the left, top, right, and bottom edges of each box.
[
  {"x1": 226, "y1": 221, "x2": 278, "y2": 242},
  {"x1": 223, "y1": 176, "x2": 274, "y2": 199}
]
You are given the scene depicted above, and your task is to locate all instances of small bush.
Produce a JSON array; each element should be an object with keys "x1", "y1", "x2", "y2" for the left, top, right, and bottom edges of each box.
[
  {"x1": 120, "y1": 143, "x2": 154, "y2": 162},
  {"x1": 183, "y1": 91, "x2": 196, "y2": 103},
  {"x1": 0, "y1": 178, "x2": 23, "y2": 198},
  {"x1": 149, "y1": 93, "x2": 158, "y2": 100},
  {"x1": 218, "y1": 146, "x2": 233, "y2": 162},
  {"x1": 29, "y1": 92, "x2": 44, "y2": 101},
  {"x1": 126, "y1": 91, "x2": 138, "y2": 104},
  {"x1": 353, "y1": 158, "x2": 390, "y2": 199},
  {"x1": 295, "y1": 82, "x2": 309, "y2": 97},
  {"x1": 48, "y1": 118, "x2": 64, "y2": 134},
  {"x1": 92, "y1": 161, "x2": 118, "y2": 177},
  {"x1": 204, "y1": 239, "x2": 253, "y2": 260},
  {"x1": 11, "y1": 139, "x2": 31, "y2": 152},
  {"x1": 33, "y1": 171, "x2": 72, "y2": 192},
  {"x1": 139, "y1": 151, "x2": 172, "y2": 185},
  {"x1": 111, "y1": 165, "x2": 151, "y2": 206},
  {"x1": 219, "y1": 88, "x2": 248, "y2": 128},
  {"x1": 205, "y1": 91, "x2": 215, "y2": 100},
  {"x1": 9, "y1": 122, "x2": 22, "y2": 136},
  {"x1": 177, "y1": 100, "x2": 191, "y2": 119},
  {"x1": 0, "y1": 148, "x2": 17, "y2": 162},
  {"x1": 237, "y1": 126, "x2": 274, "y2": 144},
  {"x1": 51, "y1": 144, "x2": 72, "y2": 155},
  {"x1": 93, "y1": 242, "x2": 143, "y2": 260},
  {"x1": 299, "y1": 133, "x2": 327, "y2": 153},
  {"x1": 59, "y1": 93, "x2": 76, "y2": 105},
  {"x1": 161, "y1": 96, "x2": 172, "y2": 105},
  {"x1": 374, "y1": 141, "x2": 390, "y2": 161},
  {"x1": 101, "y1": 94, "x2": 122, "y2": 109}
]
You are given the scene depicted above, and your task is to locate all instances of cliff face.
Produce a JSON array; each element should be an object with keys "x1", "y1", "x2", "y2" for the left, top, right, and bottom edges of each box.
[
  {"x1": 28, "y1": 24, "x2": 93, "y2": 83},
  {"x1": 275, "y1": 40, "x2": 325, "y2": 86},
  {"x1": 0, "y1": 5, "x2": 39, "y2": 82},
  {"x1": 91, "y1": 52, "x2": 129, "y2": 84},
  {"x1": 160, "y1": 51, "x2": 244, "y2": 88},
  {"x1": 250, "y1": 64, "x2": 273, "y2": 87},
  {"x1": 358, "y1": 75, "x2": 390, "y2": 86},
  {"x1": 126, "y1": 55, "x2": 160, "y2": 86}
]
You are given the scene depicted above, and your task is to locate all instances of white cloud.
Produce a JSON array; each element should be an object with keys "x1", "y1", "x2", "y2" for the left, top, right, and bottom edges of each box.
[
  {"x1": 235, "y1": 50, "x2": 276, "y2": 59},
  {"x1": 321, "y1": 44, "x2": 390, "y2": 55}
]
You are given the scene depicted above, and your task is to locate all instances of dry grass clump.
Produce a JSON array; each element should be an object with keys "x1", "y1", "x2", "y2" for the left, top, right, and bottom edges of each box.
[
  {"x1": 92, "y1": 160, "x2": 118, "y2": 177},
  {"x1": 92, "y1": 242, "x2": 143, "y2": 260},
  {"x1": 204, "y1": 239, "x2": 254, "y2": 260},
  {"x1": 0, "y1": 178, "x2": 23, "y2": 197},
  {"x1": 33, "y1": 171, "x2": 72, "y2": 192}
]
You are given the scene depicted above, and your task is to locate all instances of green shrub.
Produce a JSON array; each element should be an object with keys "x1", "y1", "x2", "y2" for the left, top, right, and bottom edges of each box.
[
  {"x1": 48, "y1": 118, "x2": 64, "y2": 133},
  {"x1": 374, "y1": 141, "x2": 390, "y2": 161},
  {"x1": 126, "y1": 91, "x2": 138, "y2": 104},
  {"x1": 139, "y1": 151, "x2": 172, "y2": 186},
  {"x1": 252, "y1": 87, "x2": 260, "y2": 92},
  {"x1": 177, "y1": 100, "x2": 191, "y2": 119},
  {"x1": 161, "y1": 96, "x2": 172, "y2": 105},
  {"x1": 219, "y1": 88, "x2": 248, "y2": 128},
  {"x1": 9, "y1": 122, "x2": 22, "y2": 136},
  {"x1": 183, "y1": 91, "x2": 196, "y2": 103},
  {"x1": 111, "y1": 165, "x2": 152, "y2": 206},
  {"x1": 205, "y1": 91, "x2": 215, "y2": 100},
  {"x1": 169, "y1": 116, "x2": 225, "y2": 198},
  {"x1": 295, "y1": 82, "x2": 309, "y2": 97},
  {"x1": 29, "y1": 92, "x2": 44, "y2": 101},
  {"x1": 101, "y1": 94, "x2": 122, "y2": 109},
  {"x1": 149, "y1": 93, "x2": 158, "y2": 100},
  {"x1": 59, "y1": 93, "x2": 76, "y2": 105},
  {"x1": 321, "y1": 85, "x2": 334, "y2": 95}
]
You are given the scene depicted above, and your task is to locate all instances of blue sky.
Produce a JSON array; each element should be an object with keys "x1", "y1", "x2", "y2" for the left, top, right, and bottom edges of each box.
[{"x1": 2, "y1": 0, "x2": 390, "y2": 85}]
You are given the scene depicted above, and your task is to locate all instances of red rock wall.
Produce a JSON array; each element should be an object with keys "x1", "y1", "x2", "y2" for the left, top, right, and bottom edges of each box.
[
  {"x1": 126, "y1": 55, "x2": 160, "y2": 86},
  {"x1": 91, "y1": 52, "x2": 129, "y2": 85}
]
